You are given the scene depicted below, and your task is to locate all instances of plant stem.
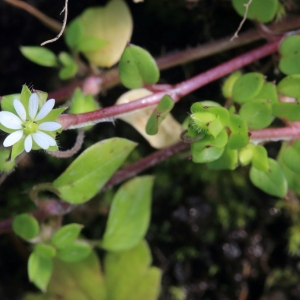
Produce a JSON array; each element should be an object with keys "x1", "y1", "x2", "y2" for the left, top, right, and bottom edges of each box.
[
  {"x1": 58, "y1": 38, "x2": 281, "y2": 129},
  {"x1": 49, "y1": 15, "x2": 300, "y2": 101}
]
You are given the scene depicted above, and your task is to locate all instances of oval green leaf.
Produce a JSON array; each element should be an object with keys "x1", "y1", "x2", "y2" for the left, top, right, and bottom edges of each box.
[
  {"x1": 35, "y1": 244, "x2": 57, "y2": 259},
  {"x1": 252, "y1": 145, "x2": 269, "y2": 172},
  {"x1": 232, "y1": 0, "x2": 278, "y2": 23},
  {"x1": 13, "y1": 214, "x2": 40, "y2": 240},
  {"x1": 146, "y1": 95, "x2": 175, "y2": 135},
  {"x1": 51, "y1": 224, "x2": 83, "y2": 249},
  {"x1": 278, "y1": 75, "x2": 300, "y2": 98},
  {"x1": 207, "y1": 146, "x2": 238, "y2": 170},
  {"x1": 250, "y1": 158, "x2": 287, "y2": 197},
  {"x1": 28, "y1": 252, "x2": 53, "y2": 292},
  {"x1": 222, "y1": 71, "x2": 242, "y2": 99},
  {"x1": 239, "y1": 99, "x2": 273, "y2": 130},
  {"x1": 101, "y1": 176, "x2": 154, "y2": 252},
  {"x1": 232, "y1": 72, "x2": 265, "y2": 103},
  {"x1": 119, "y1": 44, "x2": 160, "y2": 89},
  {"x1": 281, "y1": 140, "x2": 300, "y2": 174},
  {"x1": 272, "y1": 102, "x2": 300, "y2": 121},
  {"x1": 53, "y1": 138, "x2": 137, "y2": 204},
  {"x1": 20, "y1": 46, "x2": 58, "y2": 67},
  {"x1": 228, "y1": 114, "x2": 249, "y2": 149},
  {"x1": 57, "y1": 241, "x2": 92, "y2": 263}
]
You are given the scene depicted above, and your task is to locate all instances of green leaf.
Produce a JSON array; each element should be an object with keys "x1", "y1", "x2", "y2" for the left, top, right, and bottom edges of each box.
[
  {"x1": 239, "y1": 143, "x2": 254, "y2": 166},
  {"x1": 57, "y1": 241, "x2": 92, "y2": 263},
  {"x1": 1, "y1": 94, "x2": 20, "y2": 113},
  {"x1": 119, "y1": 44, "x2": 160, "y2": 89},
  {"x1": 232, "y1": 0, "x2": 279, "y2": 23},
  {"x1": 20, "y1": 46, "x2": 58, "y2": 67},
  {"x1": 0, "y1": 149, "x2": 15, "y2": 172},
  {"x1": 35, "y1": 244, "x2": 57, "y2": 259},
  {"x1": 281, "y1": 140, "x2": 300, "y2": 174},
  {"x1": 272, "y1": 102, "x2": 300, "y2": 121},
  {"x1": 76, "y1": 37, "x2": 107, "y2": 52},
  {"x1": 207, "y1": 145, "x2": 238, "y2": 170},
  {"x1": 145, "y1": 95, "x2": 175, "y2": 135},
  {"x1": 227, "y1": 114, "x2": 249, "y2": 149},
  {"x1": 59, "y1": 64, "x2": 78, "y2": 80},
  {"x1": 222, "y1": 71, "x2": 242, "y2": 99},
  {"x1": 250, "y1": 158, "x2": 287, "y2": 197},
  {"x1": 104, "y1": 240, "x2": 161, "y2": 300},
  {"x1": 102, "y1": 176, "x2": 154, "y2": 251},
  {"x1": 13, "y1": 213, "x2": 40, "y2": 240},
  {"x1": 26, "y1": 251, "x2": 106, "y2": 300},
  {"x1": 252, "y1": 145, "x2": 269, "y2": 172},
  {"x1": 41, "y1": 107, "x2": 67, "y2": 123},
  {"x1": 58, "y1": 52, "x2": 76, "y2": 67},
  {"x1": 20, "y1": 85, "x2": 32, "y2": 115},
  {"x1": 51, "y1": 224, "x2": 83, "y2": 249},
  {"x1": 53, "y1": 138, "x2": 137, "y2": 204},
  {"x1": 239, "y1": 99, "x2": 273, "y2": 129},
  {"x1": 232, "y1": 72, "x2": 265, "y2": 103},
  {"x1": 277, "y1": 75, "x2": 300, "y2": 98},
  {"x1": 256, "y1": 82, "x2": 278, "y2": 104},
  {"x1": 191, "y1": 129, "x2": 228, "y2": 163},
  {"x1": 11, "y1": 137, "x2": 25, "y2": 161},
  {"x1": 69, "y1": 89, "x2": 99, "y2": 114},
  {"x1": 28, "y1": 252, "x2": 53, "y2": 292},
  {"x1": 65, "y1": 18, "x2": 83, "y2": 49},
  {"x1": 280, "y1": 35, "x2": 300, "y2": 56}
]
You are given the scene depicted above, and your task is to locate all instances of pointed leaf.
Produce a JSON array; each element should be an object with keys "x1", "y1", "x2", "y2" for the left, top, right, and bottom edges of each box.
[
  {"x1": 102, "y1": 176, "x2": 154, "y2": 251},
  {"x1": 53, "y1": 138, "x2": 137, "y2": 204},
  {"x1": 13, "y1": 213, "x2": 40, "y2": 240},
  {"x1": 20, "y1": 46, "x2": 58, "y2": 67},
  {"x1": 250, "y1": 158, "x2": 287, "y2": 197},
  {"x1": 207, "y1": 145, "x2": 238, "y2": 170},
  {"x1": 51, "y1": 224, "x2": 83, "y2": 249},
  {"x1": 119, "y1": 44, "x2": 160, "y2": 89},
  {"x1": 57, "y1": 241, "x2": 92, "y2": 263}
]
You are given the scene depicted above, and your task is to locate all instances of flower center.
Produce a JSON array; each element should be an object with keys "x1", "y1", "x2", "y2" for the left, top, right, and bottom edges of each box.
[{"x1": 23, "y1": 120, "x2": 38, "y2": 134}]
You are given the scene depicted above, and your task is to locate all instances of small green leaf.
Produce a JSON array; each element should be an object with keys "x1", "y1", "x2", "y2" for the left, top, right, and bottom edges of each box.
[
  {"x1": 228, "y1": 114, "x2": 249, "y2": 149},
  {"x1": 222, "y1": 71, "x2": 242, "y2": 99},
  {"x1": 58, "y1": 52, "x2": 76, "y2": 66},
  {"x1": 65, "y1": 18, "x2": 83, "y2": 49},
  {"x1": 13, "y1": 214, "x2": 40, "y2": 240},
  {"x1": 250, "y1": 158, "x2": 287, "y2": 198},
  {"x1": 53, "y1": 138, "x2": 137, "y2": 204},
  {"x1": 76, "y1": 37, "x2": 107, "y2": 52},
  {"x1": 35, "y1": 244, "x2": 57, "y2": 259},
  {"x1": 256, "y1": 82, "x2": 278, "y2": 104},
  {"x1": 239, "y1": 99, "x2": 273, "y2": 130},
  {"x1": 239, "y1": 143, "x2": 254, "y2": 166},
  {"x1": 11, "y1": 137, "x2": 26, "y2": 161},
  {"x1": 102, "y1": 176, "x2": 154, "y2": 251},
  {"x1": 279, "y1": 55, "x2": 300, "y2": 75},
  {"x1": 278, "y1": 75, "x2": 300, "y2": 98},
  {"x1": 57, "y1": 241, "x2": 92, "y2": 263},
  {"x1": 0, "y1": 149, "x2": 15, "y2": 172},
  {"x1": 252, "y1": 145, "x2": 269, "y2": 172},
  {"x1": 1, "y1": 94, "x2": 20, "y2": 113},
  {"x1": 207, "y1": 145, "x2": 238, "y2": 170},
  {"x1": 59, "y1": 64, "x2": 78, "y2": 80},
  {"x1": 146, "y1": 95, "x2": 175, "y2": 135},
  {"x1": 20, "y1": 46, "x2": 58, "y2": 67},
  {"x1": 272, "y1": 102, "x2": 300, "y2": 121},
  {"x1": 119, "y1": 44, "x2": 160, "y2": 89},
  {"x1": 281, "y1": 140, "x2": 300, "y2": 174},
  {"x1": 280, "y1": 35, "x2": 300, "y2": 56},
  {"x1": 232, "y1": 72, "x2": 265, "y2": 103},
  {"x1": 51, "y1": 224, "x2": 83, "y2": 249},
  {"x1": 28, "y1": 252, "x2": 53, "y2": 292},
  {"x1": 105, "y1": 240, "x2": 161, "y2": 300},
  {"x1": 232, "y1": 0, "x2": 279, "y2": 23}
]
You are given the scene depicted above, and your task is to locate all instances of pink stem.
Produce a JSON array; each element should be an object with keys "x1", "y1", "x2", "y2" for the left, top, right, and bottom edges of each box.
[{"x1": 59, "y1": 38, "x2": 281, "y2": 130}]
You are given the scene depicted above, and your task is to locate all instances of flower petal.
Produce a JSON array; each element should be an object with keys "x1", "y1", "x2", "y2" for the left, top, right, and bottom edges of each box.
[
  {"x1": 35, "y1": 99, "x2": 55, "y2": 121},
  {"x1": 33, "y1": 131, "x2": 56, "y2": 149},
  {"x1": 0, "y1": 111, "x2": 22, "y2": 129},
  {"x1": 28, "y1": 93, "x2": 39, "y2": 119},
  {"x1": 13, "y1": 99, "x2": 27, "y2": 121},
  {"x1": 24, "y1": 134, "x2": 33, "y2": 152},
  {"x1": 3, "y1": 130, "x2": 23, "y2": 147},
  {"x1": 38, "y1": 121, "x2": 61, "y2": 131}
]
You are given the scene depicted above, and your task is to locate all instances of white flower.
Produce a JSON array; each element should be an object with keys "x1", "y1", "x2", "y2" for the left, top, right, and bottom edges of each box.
[{"x1": 0, "y1": 93, "x2": 61, "y2": 152}]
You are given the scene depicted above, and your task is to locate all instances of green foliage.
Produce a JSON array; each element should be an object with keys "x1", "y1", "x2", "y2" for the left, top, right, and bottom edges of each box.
[
  {"x1": 232, "y1": 0, "x2": 279, "y2": 23},
  {"x1": 119, "y1": 44, "x2": 160, "y2": 89},
  {"x1": 0, "y1": 148, "x2": 15, "y2": 172},
  {"x1": 146, "y1": 95, "x2": 175, "y2": 135},
  {"x1": 222, "y1": 71, "x2": 242, "y2": 99},
  {"x1": 279, "y1": 35, "x2": 300, "y2": 75},
  {"x1": 52, "y1": 138, "x2": 137, "y2": 204},
  {"x1": 58, "y1": 52, "x2": 78, "y2": 80},
  {"x1": 250, "y1": 158, "x2": 287, "y2": 198},
  {"x1": 102, "y1": 176, "x2": 154, "y2": 251},
  {"x1": 20, "y1": 47, "x2": 58, "y2": 67},
  {"x1": 56, "y1": 241, "x2": 92, "y2": 263},
  {"x1": 277, "y1": 75, "x2": 300, "y2": 99},
  {"x1": 272, "y1": 102, "x2": 300, "y2": 121},
  {"x1": 12, "y1": 214, "x2": 40, "y2": 240},
  {"x1": 227, "y1": 114, "x2": 249, "y2": 149}
]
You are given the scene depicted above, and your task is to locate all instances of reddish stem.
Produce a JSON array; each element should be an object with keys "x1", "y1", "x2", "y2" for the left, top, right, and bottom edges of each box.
[{"x1": 58, "y1": 38, "x2": 281, "y2": 130}]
